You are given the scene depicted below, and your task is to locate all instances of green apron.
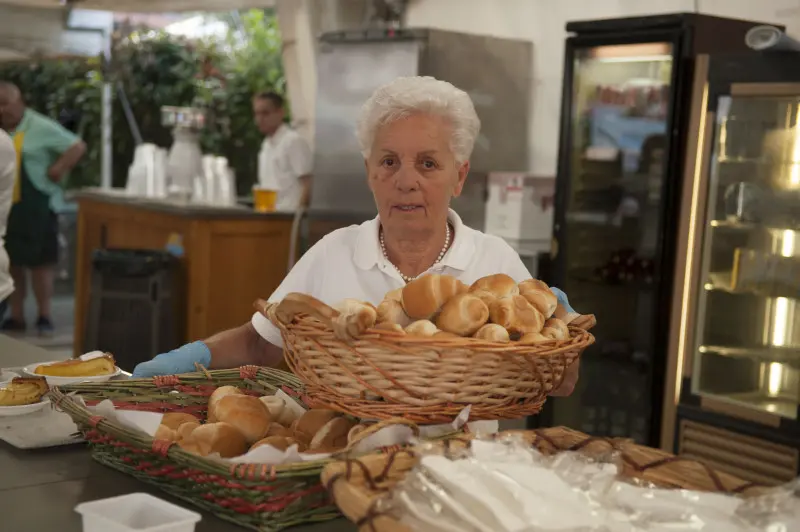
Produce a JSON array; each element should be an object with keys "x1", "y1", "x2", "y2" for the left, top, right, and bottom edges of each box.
[{"x1": 5, "y1": 149, "x2": 58, "y2": 268}]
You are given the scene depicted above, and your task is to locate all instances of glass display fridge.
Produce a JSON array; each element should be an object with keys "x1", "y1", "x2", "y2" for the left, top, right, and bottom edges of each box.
[
  {"x1": 669, "y1": 52, "x2": 800, "y2": 486},
  {"x1": 531, "y1": 13, "x2": 778, "y2": 447}
]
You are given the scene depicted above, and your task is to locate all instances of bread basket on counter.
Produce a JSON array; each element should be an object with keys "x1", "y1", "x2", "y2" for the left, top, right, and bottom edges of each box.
[{"x1": 261, "y1": 292, "x2": 595, "y2": 423}]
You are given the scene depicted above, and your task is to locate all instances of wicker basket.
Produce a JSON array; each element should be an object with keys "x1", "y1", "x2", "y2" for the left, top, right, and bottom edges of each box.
[
  {"x1": 51, "y1": 367, "x2": 343, "y2": 531},
  {"x1": 321, "y1": 426, "x2": 767, "y2": 532},
  {"x1": 261, "y1": 293, "x2": 595, "y2": 423}
]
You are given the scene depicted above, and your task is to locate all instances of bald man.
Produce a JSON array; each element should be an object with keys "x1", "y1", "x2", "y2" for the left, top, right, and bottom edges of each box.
[{"x1": 0, "y1": 82, "x2": 86, "y2": 336}]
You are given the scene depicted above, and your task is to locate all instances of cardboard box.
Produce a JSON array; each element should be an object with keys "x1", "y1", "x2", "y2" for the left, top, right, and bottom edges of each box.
[{"x1": 484, "y1": 173, "x2": 554, "y2": 257}]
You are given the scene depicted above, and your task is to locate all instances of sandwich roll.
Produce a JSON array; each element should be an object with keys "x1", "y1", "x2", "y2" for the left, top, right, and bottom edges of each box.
[
  {"x1": 473, "y1": 323, "x2": 510, "y2": 343},
  {"x1": 332, "y1": 299, "x2": 378, "y2": 340},
  {"x1": 401, "y1": 274, "x2": 468, "y2": 320},
  {"x1": 161, "y1": 412, "x2": 200, "y2": 431},
  {"x1": 542, "y1": 318, "x2": 569, "y2": 341},
  {"x1": 179, "y1": 422, "x2": 248, "y2": 458},
  {"x1": 404, "y1": 320, "x2": 440, "y2": 337},
  {"x1": 293, "y1": 409, "x2": 340, "y2": 446},
  {"x1": 489, "y1": 295, "x2": 545, "y2": 335},
  {"x1": 519, "y1": 332, "x2": 550, "y2": 344},
  {"x1": 435, "y1": 292, "x2": 489, "y2": 336},
  {"x1": 213, "y1": 394, "x2": 273, "y2": 443},
  {"x1": 309, "y1": 417, "x2": 356, "y2": 452},
  {"x1": 469, "y1": 274, "x2": 519, "y2": 300},
  {"x1": 207, "y1": 385, "x2": 244, "y2": 422},
  {"x1": 519, "y1": 279, "x2": 558, "y2": 318}
]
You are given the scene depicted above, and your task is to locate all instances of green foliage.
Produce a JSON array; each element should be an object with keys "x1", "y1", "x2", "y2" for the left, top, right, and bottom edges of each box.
[{"x1": 0, "y1": 8, "x2": 286, "y2": 194}]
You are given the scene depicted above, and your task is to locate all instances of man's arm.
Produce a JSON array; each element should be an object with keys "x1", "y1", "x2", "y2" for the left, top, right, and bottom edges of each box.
[
  {"x1": 48, "y1": 140, "x2": 86, "y2": 183},
  {"x1": 205, "y1": 322, "x2": 283, "y2": 369}
]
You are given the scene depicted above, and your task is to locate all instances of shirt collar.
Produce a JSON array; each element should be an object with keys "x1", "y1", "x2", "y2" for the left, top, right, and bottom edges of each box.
[
  {"x1": 10, "y1": 108, "x2": 31, "y2": 135},
  {"x1": 265, "y1": 123, "x2": 288, "y2": 146},
  {"x1": 353, "y1": 208, "x2": 476, "y2": 272}
]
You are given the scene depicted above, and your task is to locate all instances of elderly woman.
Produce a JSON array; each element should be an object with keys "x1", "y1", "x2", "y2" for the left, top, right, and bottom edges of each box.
[{"x1": 133, "y1": 77, "x2": 587, "y2": 396}]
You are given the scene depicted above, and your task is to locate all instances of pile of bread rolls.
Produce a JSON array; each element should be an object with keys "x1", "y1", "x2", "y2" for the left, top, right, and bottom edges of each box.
[
  {"x1": 153, "y1": 386, "x2": 364, "y2": 459},
  {"x1": 332, "y1": 273, "x2": 582, "y2": 343}
]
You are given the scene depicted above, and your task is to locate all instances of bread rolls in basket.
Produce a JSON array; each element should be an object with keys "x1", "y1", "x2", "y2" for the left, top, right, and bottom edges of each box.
[{"x1": 259, "y1": 274, "x2": 595, "y2": 423}]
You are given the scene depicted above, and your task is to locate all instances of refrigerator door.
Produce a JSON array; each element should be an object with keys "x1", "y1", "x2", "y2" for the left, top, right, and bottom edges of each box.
[{"x1": 547, "y1": 37, "x2": 680, "y2": 445}]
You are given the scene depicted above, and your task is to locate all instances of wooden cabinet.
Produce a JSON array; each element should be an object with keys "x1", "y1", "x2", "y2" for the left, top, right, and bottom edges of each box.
[{"x1": 74, "y1": 193, "x2": 293, "y2": 357}]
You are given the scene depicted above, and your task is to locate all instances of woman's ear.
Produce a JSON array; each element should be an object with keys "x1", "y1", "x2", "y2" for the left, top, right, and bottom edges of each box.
[{"x1": 452, "y1": 161, "x2": 470, "y2": 198}]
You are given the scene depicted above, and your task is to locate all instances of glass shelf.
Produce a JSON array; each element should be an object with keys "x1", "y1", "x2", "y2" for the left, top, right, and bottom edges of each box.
[{"x1": 692, "y1": 94, "x2": 800, "y2": 421}]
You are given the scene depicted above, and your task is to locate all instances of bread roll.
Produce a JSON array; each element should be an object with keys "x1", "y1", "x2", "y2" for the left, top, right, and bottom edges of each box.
[
  {"x1": 265, "y1": 422, "x2": 292, "y2": 438},
  {"x1": 309, "y1": 417, "x2": 356, "y2": 452},
  {"x1": 489, "y1": 295, "x2": 545, "y2": 335},
  {"x1": 404, "y1": 320, "x2": 440, "y2": 337},
  {"x1": 470, "y1": 289, "x2": 498, "y2": 307},
  {"x1": 179, "y1": 422, "x2": 247, "y2": 458},
  {"x1": 519, "y1": 332, "x2": 550, "y2": 344},
  {"x1": 161, "y1": 412, "x2": 199, "y2": 431},
  {"x1": 542, "y1": 318, "x2": 569, "y2": 341},
  {"x1": 435, "y1": 293, "x2": 489, "y2": 336},
  {"x1": 519, "y1": 279, "x2": 558, "y2": 318},
  {"x1": 207, "y1": 385, "x2": 244, "y2": 422},
  {"x1": 332, "y1": 299, "x2": 378, "y2": 339},
  {"x1": 251, "y1": 435, "x2": 302, "y2": 452},
  {"x1": 376, "y1": 299, "x2": 412, "y2": 328},
  {"x1": 154, "y1": 424, "x2": 178, "y2": 442},
  {"x1": 214, "y1": 394, "x2": 272, "y2": 443},
  {"x1": 473, "y1": 323, "x2": 510, "y2": 343},
  {"x1": 374, "y1": 322, "x2": 406, "y2": 334},
  {"x1": 470, "y1": 274, "x2": 519, "y2": 300},
  {"x1": 259, "y1": 396, "x2": 289, "y2": 424},
  {"x1": 176, "y1": 421, "x2": 200, "y2": 442},
  {"x1": 293, "y1": 409, "x2": 340, "y2": 446},
  {"x1": 433, "y1": 331, "x2": 459, "y2": 339},
  {"x1": 401, "y1": 274, "x2": 468, "y2": 320}
]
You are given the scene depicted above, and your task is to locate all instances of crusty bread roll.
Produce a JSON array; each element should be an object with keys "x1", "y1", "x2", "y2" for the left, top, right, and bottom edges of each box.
[
  {"x1": 435, "y1": 293, "x2": 489, "y2": 336},
  {"x1": 265, "y1": 422, "x2": 292, "y2": 438},
  {"x1": 473, "y1": 323, "x2": 510, "y2": 343},
  {"x1": 376, "y1": 298, "x2": 413, "y2": 328},
  {"x1": 258, "y1": 395, "x2": 297, "y2": 426},
  {"x1": 293, "y1": 409, "x2": 340, "y2": 446},
  {"x1": 309, "y1": 417, "x2": 356, "y2": 452},
  {"x1": 250, "y1": 435, "x2": 303, "y2": 452},
  {"x1": 332, "y1": 299, "x2": 378, "y2": 339},
  {"x1": 470, "y1": 289, "x2": 498, "y2": 307},
  {"x1": 404, "y1": 319, "x2": 440, "y2": 337},
  {"x1": 374, "y1": 322, "x2": 406, "y2": 334},
  {"x1": 401, "y1": 274, "x2": 468, "y2": 320},
  {"x1": 470, "y1": 274, "x2": 519, "y2": 300},
  {"x1": 207, "y1": 385, "x2": 244, "y2": 422},
  {"x1": 489, "y1": 295, "x2": 545, "y2": 335},
  {"x1": 161, "y1": 412, "x2": 200, "y2": 431},
  {"x1": 542, "y1": 318, "x2": 569, "y2": 341},
  {"x1": 519, "y1": 279, "x2": 558, "y2": 318},
  {"x1": 179, "y1": 422, "x2": 248, "y2": 458},
  {"x1": 176, "y1": 421, "x2": 200, "y2": 442},
  {"x1": 214, "y1": 394, "x2": 272, "y2": 443},
  {"x1": 154, "y1": 424, "x2": 178, "y2": 442},
  {"x1": 519, "y1": 332, "x2": 550, "y2": 344}
]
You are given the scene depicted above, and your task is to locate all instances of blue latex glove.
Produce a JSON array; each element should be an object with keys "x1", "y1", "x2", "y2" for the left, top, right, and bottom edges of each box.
[
  {"x1": 550, "y1": 286, "x2": 575, "y2": 313},
  {"x1": 132, "y1": 341, "x2": 211, "y2": 378}
]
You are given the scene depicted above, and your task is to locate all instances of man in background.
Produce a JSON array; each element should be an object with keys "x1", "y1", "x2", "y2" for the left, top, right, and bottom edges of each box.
[
  {"x1": 0, "y1": 81, "x2": 86, "y2": 336},
  {"x1": 0, "y1": 129, "x2": 15, "y2": 319},
  {"x1": 252, "y1": 91, "x2": 313, "y2": 211}
]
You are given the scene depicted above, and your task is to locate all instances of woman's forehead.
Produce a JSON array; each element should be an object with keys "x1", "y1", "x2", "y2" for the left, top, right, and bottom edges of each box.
[{"x1": 374, "y1": 114, "x2": 452, "y2": 154}]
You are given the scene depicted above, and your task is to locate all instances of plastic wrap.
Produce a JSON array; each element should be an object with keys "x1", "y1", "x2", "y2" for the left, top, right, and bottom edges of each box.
[{"x1": 390, "y1": 435, "x2": 800, "y2": 532}]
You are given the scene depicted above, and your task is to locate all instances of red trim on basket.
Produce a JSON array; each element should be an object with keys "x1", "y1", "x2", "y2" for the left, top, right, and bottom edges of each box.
[
  {"x1": 151, "y1": 439, "x2": 175, "y2": 457},
  {"x1": 153, "y1": 375, "x2": 181, "y2": 387},
  {"x1": 200, "y1": 484, "x2": 326, "y2": 513},
  {"x1": 88, "y1": 415, "x2": 105, "y2": 427},
  {"x1": 239, "y1": 365, "x2": 259, "y2": 380}
]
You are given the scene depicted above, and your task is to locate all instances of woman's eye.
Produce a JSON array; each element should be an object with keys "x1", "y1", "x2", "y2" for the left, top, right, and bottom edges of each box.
[
  {"x1": 421, "y1": 159, "x2": 437, "y2": 169},
  {"x1": 381, "y1": 157, "x2": 397, "y2": 168}
]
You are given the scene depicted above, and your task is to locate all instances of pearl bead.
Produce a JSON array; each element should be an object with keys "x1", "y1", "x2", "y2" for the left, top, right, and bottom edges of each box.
[{"x1": 380, "y1": 224, "x2": 452, "y2": 283}]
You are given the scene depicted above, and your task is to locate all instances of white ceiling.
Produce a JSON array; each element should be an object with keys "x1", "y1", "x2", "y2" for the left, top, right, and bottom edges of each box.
[{"x1": 0, "y1": 0, "x2": 275, "y2": 12}]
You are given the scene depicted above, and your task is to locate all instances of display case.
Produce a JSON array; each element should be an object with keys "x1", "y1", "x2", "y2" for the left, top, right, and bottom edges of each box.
[{"x1": 693, "y1": 94, "x2": 800, "y2": 421}]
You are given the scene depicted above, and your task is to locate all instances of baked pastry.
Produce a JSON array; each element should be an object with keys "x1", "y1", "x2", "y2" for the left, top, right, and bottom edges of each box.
[
  {"x1": 469, "y1": 274, "x2": 519, "y2": 300},
  {"x1": 309, "y1": 417, "x2": 356, "y2": 452},
  {"x1": 374, "y1": 322, "x2": 406, "y2": 334},
  {"x1": 0, "y1": 377, "x2": 48, "y2": 407},
  {"x1": 178, "y1": 422, "x2": 248, "y2": 458},
  {"x1": 473, "y1": 323, "x2": 510, "y2": 343},
  {"x1": 207, "y1": 385, "x2": 244, "y2": 422},
  {"x1": 154, "y1": 424, "x2": 178, "y2": 442},
  {"x1": 251, "y1": 435, "x2": 303, "y2": 452},
  {"x1": 176, "y1": 421, "x2": 200, "y2": 442},
  {"x1": 264, "y1": 422, "x2": 293, "y2": 438},
  {"x1": 332, "y1": 299, "x2": 378, "y2": 339},
  {"x1": 435, "y1": 293, "x2": 489, "y2": 336},
  {"x1": 542, "y1": 318, "x2": 569, "y2": 341},
  {"x1": 213, "y1": 394, "x2": 272, "y2": 443},
  {"x1": 293, "y1": 409, "x2": 340, "y2": 446},
  {"x1": 401, "y1": 274, "x2": 468, "y2": 320},
  {"x1": 259, "y1": 395, "x2": 298, "y2": 426},
  {"x1": 34, "y1": 354, "x2": 116, "y2": 377},
  {"x1": 377, "y1": 289, "x2": 413, "y2": 327},
  {"x1": 160, "y1": 413, "x2": 200, "y2": 431},
  {"x1": 404, "y1": 320, "x2": 440, "y2": 337},
  {"x1": 519, "y1": 279, "x2": 558, "y2": 318},
  {"x1": 519, "y1": 332, "x2": 550, "y2": 344},
  {"x1": 489, "y1": 295, "x2": 545, "y2": 335},
  {"x1": 470, "y1": 289, "x2": 498, "y2": 307}
]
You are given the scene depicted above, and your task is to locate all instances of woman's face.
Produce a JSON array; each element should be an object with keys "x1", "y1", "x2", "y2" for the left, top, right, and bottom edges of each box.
[{"x1": 366, "y1": 113, "x2": 469, "y2": 235}]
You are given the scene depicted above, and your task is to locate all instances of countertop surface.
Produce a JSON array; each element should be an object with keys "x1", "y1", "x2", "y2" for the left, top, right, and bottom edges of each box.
[
  {"x1": 71, "y1": 188, "x2": 296, "y2": 220},
  {"x1": 0, "y1": 334, "x2": 354, "y2": 532}
]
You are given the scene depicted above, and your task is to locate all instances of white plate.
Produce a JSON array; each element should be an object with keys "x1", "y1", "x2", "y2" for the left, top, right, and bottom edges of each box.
[
  {"x1": 0, "y1": 398, "x2": 51, "y2": 417},
  {"x1": 22, "y1": 361, "x2": 122, "y2": 386}
]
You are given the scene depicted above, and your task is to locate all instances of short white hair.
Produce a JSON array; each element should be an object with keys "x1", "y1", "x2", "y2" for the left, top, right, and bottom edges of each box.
[{"x1": 356, "y1": 76, "x2": 481, "y2": 164}]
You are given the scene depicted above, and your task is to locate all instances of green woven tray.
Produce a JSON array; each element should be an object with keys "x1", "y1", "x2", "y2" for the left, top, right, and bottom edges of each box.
[{"x1": 51, "y1": 366, "x2": 340, "y2": 532}]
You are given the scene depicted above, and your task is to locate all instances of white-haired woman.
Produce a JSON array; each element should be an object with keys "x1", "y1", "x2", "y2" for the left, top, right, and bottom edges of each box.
[{"x1": 133, "y1": 77, "x2": 588, "y2": 396}]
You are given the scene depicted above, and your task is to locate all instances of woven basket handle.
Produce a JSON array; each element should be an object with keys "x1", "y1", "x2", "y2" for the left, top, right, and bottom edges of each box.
[
  {"x1": 254, "y1": 293, "x2": 340, "y2": 328},
  {"x1": 344, "y1": 418, "x2": 420, "y2": 452}
]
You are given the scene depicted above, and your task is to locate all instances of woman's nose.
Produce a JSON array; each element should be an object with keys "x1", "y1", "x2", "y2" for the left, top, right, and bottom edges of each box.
[{"x1": 394, "y1": 164, "x2": 420, "y2": 190}]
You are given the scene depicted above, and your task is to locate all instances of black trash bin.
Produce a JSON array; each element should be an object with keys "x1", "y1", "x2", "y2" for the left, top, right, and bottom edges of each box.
[{"x1": 83, "y1": 249, "x2": 180, "y2": 372}]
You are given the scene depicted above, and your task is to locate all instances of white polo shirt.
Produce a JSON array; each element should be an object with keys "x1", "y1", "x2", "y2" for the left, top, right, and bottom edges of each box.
[
  {"x1": 0, "y1": 130, "x2": 16, "y2": 302},
  {"x1": 258, "y1": 124, "x2": 313, "y2": 212},
  {"x1": 251, "y1": 209, "x2": 536, "y2": 347}
]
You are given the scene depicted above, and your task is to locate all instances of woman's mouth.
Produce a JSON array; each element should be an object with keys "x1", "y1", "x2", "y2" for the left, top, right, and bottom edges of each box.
[{"x1": 393, "y1": 204, "x2": 423, "y2": 213}]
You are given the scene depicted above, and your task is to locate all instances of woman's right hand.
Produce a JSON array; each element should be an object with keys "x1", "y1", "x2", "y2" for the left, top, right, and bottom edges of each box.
[{"x1": 132, "y1": 341, "x2": 211, "y2": 378}]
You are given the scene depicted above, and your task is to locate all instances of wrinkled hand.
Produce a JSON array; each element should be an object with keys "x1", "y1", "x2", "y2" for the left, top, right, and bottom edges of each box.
[
  {"x1": 570, "y1": 314, "x2": 596, "y2": 331},
  {"x1": 132, "y1": 341, "x2": 211, "y2": 378},
  {"x1": 550, "y1": 359, "x2": 580, "y2": 397}
]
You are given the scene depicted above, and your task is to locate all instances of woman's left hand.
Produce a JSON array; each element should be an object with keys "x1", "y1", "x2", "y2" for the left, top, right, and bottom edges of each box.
[
  {"x1": 571, "y1": 314, "x2": 596, "y2": 331},
  {"x1": 550, "y1": 359, "x2": 579, "y2": 397}
]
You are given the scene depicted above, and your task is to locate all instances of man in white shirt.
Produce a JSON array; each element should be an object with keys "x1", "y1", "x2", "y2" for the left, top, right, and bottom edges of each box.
[
  {"x1": 253, "y1": 91, "x2": 313, "y2": 211},
  {"x1": 0, "y1": 129, "x2": 16, "y2": 318}
]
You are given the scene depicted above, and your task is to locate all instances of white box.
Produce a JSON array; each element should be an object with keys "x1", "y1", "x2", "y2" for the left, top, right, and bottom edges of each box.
[
  {"x1": 75, "y1": 493, "x2": 201, "y2": 532},
  {"x1": 484, "y1": 173, "x2": 555, "y2": 250}
]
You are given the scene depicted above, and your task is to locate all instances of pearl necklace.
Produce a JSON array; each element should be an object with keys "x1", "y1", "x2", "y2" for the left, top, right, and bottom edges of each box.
[{"x1": 380, "y1": 223, "x2": 452, "y2": 283}]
